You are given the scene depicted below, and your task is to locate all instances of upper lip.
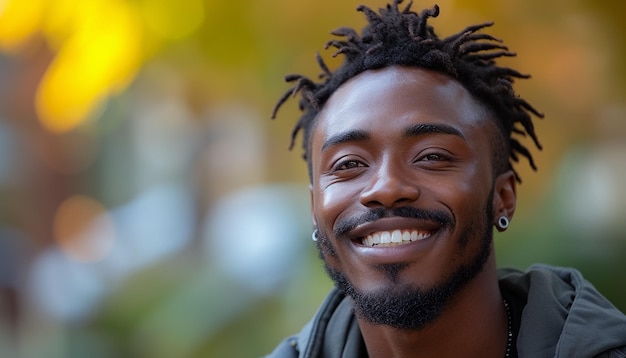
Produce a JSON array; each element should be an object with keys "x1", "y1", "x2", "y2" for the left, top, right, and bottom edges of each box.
[{"x1": 344, "y1": 216, "x2": 443, "y2": 242}]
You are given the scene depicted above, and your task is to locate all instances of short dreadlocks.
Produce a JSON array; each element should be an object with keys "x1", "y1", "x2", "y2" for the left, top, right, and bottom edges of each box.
[{"x1": 272, "y1": 0, "x2": 543, "y2": 182}]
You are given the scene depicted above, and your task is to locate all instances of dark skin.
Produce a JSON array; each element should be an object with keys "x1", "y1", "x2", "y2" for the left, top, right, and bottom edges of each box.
[{"x1": 309, "y1": 66, "x2": 517, "y2": 357}]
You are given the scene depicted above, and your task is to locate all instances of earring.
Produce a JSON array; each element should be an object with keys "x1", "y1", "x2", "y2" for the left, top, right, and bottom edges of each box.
[
  {"x1": 312, "y1": 229, "x2": 319, "y2": 242},
  {"x1": 497, "y1": 216, "x2": 510, "y2": 230}
]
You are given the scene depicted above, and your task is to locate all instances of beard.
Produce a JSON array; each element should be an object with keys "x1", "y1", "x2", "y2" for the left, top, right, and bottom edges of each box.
[{"x1": 316, "y1": 191, "x2": 495, "y2": 330}]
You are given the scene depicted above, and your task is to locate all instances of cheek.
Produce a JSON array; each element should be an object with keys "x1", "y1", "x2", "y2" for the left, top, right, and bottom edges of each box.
[
  {"x1": 457, "y1": 156, "x2": 492, "y2": 193},
  {"x1": 455, "y1": 179, "x2": 493, "y2": 228},
  {"x1": 314, "y1": 181, "x2": 362, "y2": 231},
  {"x1": 428, "y1": 168, "x2": 490, "y2": 216},
  {"x1": 321, "y1": 185, "x2": 347, "y2": 210},
  {"x1": 317, "y1": 186, "x2": 349, "y2": 223}
]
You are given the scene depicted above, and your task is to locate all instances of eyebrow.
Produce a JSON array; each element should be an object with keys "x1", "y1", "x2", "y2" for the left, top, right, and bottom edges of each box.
[
  {"x1": 321, "y1": 123, "x2": 465, "y2": 152},
  {"x1": 403, "y1": 123, "x2": 465, "y2": 139},
  {"x1": 322, "y1": 129, "x2": 370, "y2": 151}
]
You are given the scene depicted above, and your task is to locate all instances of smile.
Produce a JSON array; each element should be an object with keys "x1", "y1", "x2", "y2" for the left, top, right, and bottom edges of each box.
[{"x1": 361, "y1": 229, "x2": 432, "y2": 247}]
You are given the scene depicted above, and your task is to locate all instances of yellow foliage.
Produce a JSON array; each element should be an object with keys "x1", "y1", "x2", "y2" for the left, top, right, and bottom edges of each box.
[
  {"x1": 141, "y1": 0, "x2": 205, "y2": 40},
  {"x1": 0, "y1": 0, "x2": 46, "y2": 50},
  {"x1": 36, "y1": 0, "x2": 142, "y2": 132},
  {"x1": 0, "y1": 0, "x2": 204, "y2": 133}
]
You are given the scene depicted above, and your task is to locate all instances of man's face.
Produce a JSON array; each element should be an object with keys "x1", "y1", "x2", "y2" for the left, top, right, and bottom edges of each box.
[{"x1": 309, "y1": 66, "x2": 506, "y2": 328}]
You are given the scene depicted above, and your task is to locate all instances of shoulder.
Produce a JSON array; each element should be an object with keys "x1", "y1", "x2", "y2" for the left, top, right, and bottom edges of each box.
[
  {"x1": 264, "y1": 287, "x2": 348, "y2": 358},
  {"x1": 498, "y1": 265, "x2": 626, "y2": 357},
  {"x1": 498, "y1": 264, "x2": 596, "y2": 299},
  {"x1": 595, "y1": 345, "x2": 626, "y2": 358},
  {"x1": 264, "y1": 336, "x2": 300, "y2": 358}
]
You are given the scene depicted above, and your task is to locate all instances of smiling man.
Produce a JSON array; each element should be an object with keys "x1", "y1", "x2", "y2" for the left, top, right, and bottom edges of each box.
[{"x1": 267, "y1": 1, "x2": 626, "y2": 357}]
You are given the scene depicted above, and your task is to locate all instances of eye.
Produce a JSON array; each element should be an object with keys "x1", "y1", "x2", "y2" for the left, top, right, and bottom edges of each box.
[
  {"x1": 335, "y1": 159, "x2": 366, "y2": 170},
  {"x1": 414, "y1": 150, "x2": 454, "y2": 166},
  {"x1": 422, "y1": 153, "x2": 447, "y2": 161}
]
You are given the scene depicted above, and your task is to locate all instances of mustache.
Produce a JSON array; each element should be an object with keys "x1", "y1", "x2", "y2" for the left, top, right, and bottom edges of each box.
[{"x1": 334, "y1": 207, "x2": 454, "y2": 239}]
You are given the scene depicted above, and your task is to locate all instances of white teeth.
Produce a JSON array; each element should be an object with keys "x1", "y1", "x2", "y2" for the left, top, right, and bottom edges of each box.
[
  {"x1": 362, "y1": 230, "x2": 432, "y2": 247},
  {"x1": 391, "y1": 230, "x2": 402, "y2": 243}
]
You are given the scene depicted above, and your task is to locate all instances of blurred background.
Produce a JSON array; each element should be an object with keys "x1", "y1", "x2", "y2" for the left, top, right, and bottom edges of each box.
[{"x1": 0, "y1": 0, "x2": 625, "y2": 357}]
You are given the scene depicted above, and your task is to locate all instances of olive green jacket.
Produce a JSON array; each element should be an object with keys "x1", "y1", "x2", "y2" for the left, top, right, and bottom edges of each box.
[{"x1": 266, "y1": 265, "x2": 626, "y2": 358}]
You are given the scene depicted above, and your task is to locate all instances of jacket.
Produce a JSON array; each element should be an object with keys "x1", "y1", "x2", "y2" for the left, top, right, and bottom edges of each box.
[{"x1": 265, "y1": 265, "x2": 626, "y2": 357}]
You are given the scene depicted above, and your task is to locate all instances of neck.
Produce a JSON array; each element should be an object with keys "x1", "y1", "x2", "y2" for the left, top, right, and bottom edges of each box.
[{"x1": 357, "y1": 260, "x2": 508, "y2": 358}]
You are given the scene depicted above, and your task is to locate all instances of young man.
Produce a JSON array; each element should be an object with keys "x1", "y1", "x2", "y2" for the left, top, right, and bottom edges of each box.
[{"x1": 268, "y1": 1, "x2": 626, "y2": 357}]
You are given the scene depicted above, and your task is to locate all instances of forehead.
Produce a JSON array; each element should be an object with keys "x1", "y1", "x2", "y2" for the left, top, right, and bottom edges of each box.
[{"x1": 313, "y1": 66, "x2": 493, "y2": 144}]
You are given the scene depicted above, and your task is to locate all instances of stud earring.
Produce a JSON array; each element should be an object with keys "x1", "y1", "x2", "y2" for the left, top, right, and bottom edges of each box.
[
  {"x1": 312, "y1": 229, "x2": 319, "y2": 242},
  {"x1": 497, "y1": 216, "x2": 510, "y2": 230}
]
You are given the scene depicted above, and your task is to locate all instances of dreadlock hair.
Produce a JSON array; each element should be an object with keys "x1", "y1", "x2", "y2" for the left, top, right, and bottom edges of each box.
[{"x1": 272, "y1": 0, "x2": 543, "y2": 183}]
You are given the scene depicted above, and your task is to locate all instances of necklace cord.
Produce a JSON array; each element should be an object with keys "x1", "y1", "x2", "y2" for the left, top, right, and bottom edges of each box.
[{"x1": 503, "y1": 299, "x2": 513, "y2": 358}]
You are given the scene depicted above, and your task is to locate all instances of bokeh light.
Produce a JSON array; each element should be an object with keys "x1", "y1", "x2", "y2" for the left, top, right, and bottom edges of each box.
[{"x1": 53, "y1": 195, "x2": 115, "y2": 263}]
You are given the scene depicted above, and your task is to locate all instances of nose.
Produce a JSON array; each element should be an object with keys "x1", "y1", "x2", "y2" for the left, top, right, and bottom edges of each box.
[{"x1": 359, "y1": 161, "x2": 420, "y2": 208}]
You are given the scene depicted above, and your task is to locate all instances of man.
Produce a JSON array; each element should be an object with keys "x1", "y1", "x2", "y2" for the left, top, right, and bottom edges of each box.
[{"x1": 268, "y1": 1, "x2": 626, "y2": 357}]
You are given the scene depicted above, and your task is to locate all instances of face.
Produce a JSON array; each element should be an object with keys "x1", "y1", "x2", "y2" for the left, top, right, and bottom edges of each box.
[{"x1": 309, "y1": 66, "x2": 514, "y2": 329}]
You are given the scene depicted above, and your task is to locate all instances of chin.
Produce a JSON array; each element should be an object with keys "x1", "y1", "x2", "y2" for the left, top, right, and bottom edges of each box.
[{"x1": 322, "y1": 225, "x2": 494, "y2": 330}]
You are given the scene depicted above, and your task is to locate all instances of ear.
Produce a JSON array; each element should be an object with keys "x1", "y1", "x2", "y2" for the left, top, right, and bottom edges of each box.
[
  {"x1": 309, "y1": 183, "x2": 318, "y2": 228},
  {"x1": 493, "y1": 170, "x2": 517, "y2": 231}
]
